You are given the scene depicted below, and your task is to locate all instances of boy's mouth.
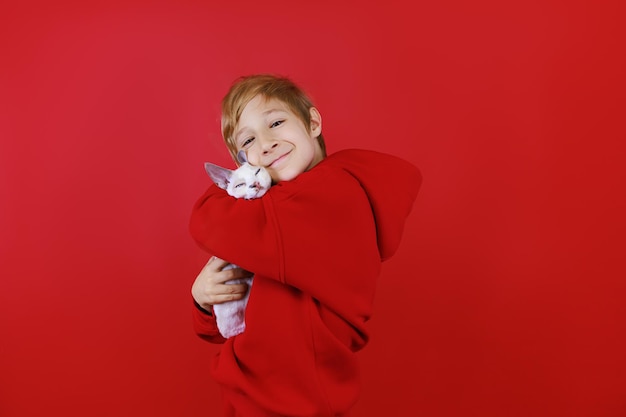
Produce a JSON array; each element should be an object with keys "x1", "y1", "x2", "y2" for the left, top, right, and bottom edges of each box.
[{"x1": 269, "y1": 151, "x2": 290, "y2": 168}]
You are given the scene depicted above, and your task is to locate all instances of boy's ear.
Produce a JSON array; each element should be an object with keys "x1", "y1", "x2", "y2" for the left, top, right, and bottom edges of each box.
[
  {"x1": 204, "y1": 162, "x2": 233, "y2": 190},
  {"x1": 309, "y1": 107, "x2": 322, "y2": 137}
]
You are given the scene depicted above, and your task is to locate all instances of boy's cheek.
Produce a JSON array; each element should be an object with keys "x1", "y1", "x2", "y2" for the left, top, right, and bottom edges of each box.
[{"x1": 245, "y1": 152, "x2": 261, "y2": 166}]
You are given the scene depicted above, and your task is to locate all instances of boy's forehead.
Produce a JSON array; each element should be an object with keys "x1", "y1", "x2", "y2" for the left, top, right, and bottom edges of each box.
[
  {"x1": 242, "y1": 95, "x2": 288, "y2": 116},
  {"x1": 236, "y1": 97, "x2": 291, "y2": 132}
]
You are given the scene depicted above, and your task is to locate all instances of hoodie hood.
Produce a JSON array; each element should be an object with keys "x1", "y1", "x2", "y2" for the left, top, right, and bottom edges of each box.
[{"x1": 324, "y1": 149, "x2": 422, "y2": 261}]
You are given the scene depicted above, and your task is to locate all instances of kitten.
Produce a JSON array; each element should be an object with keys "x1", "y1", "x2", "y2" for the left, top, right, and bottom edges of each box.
[{"x1": 203, "y1": 152, "x2": 272, "y2": 338}]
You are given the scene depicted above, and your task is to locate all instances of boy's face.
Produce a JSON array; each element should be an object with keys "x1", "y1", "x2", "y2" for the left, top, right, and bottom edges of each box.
[{"x1": 233, "y1": 95, "x2": 324, "y2": 183}]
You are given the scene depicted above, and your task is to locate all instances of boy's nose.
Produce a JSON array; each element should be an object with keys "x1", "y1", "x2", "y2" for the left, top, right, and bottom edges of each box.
[
  {"x1": 262, "y1": 143, "x2": 278, "y2": 154},
  {"x1": 259, "y1": 135, "x2": 278, "y2": 154}
]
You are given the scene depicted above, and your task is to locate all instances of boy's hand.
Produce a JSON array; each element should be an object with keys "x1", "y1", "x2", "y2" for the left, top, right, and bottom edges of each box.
[{"x1": 191, "y1": 256, "x2": 252, "y2": 311}]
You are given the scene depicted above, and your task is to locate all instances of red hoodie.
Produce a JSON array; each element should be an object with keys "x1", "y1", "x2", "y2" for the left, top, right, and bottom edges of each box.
[{"x1": 190, "y1": 149, "x2": 421, "y2": 417}]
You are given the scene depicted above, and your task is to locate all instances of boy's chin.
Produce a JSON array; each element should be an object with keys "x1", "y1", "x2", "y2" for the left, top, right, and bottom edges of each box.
[
  {"x1": 272, "y1": 170, "x2": 301, "y2": 183},
  {"x1": 270, "y1": 160, "x2": 313, "y2": 182}
]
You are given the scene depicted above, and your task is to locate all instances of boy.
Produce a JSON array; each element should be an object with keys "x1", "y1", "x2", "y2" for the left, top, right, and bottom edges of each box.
[{"x1": 190, "y1": 74, "x2": 421, "y2": 416}]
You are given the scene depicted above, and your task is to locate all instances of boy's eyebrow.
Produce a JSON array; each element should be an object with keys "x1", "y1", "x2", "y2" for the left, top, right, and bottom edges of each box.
[
  {"x1": 234, "y1": 128, "x2": 250, "y2": 142},
  {"x1": 262, "y1": 108, "x2": 287, "y2": 116}
]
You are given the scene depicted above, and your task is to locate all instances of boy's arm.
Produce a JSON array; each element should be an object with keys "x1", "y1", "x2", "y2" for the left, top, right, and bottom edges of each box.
[
  {"x1": 190, "y1": 164, "x2": 379, "y2": 322},
  {"x1": 190, "y1": 150, "x2": 420, "y2": 322}
]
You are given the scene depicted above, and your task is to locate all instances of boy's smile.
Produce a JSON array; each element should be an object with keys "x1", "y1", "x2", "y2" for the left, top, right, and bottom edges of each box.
[
  {"x1": 234, "y1": 96, "x2": 324, "y2": 183},
  {"x1": 268, "y1": 151, "x2": 291, "y2": 169}
]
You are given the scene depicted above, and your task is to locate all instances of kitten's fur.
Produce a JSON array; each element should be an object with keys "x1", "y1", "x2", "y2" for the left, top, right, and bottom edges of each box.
[
  {"x1": 205, "y1": 160, "x2": 272, "y2": 200},
  {"x1": 203, "y1": 152, "x2": 271, "y2": 338}
]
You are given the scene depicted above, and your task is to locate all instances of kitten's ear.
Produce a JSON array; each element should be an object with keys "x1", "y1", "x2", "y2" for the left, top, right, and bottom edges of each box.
[
  {"x1": 236, "y1": 150, "x2": 248, "y2": 165},
  {"x1": 204, "y1": 162, "x2": 233, "y2": 190}
]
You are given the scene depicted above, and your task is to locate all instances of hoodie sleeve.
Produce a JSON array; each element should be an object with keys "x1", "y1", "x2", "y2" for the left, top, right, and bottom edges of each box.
[
  {"x1": 189, "y1": 149, "x2": 420, "y2": 321},
  {"x1": 191, "y1": 300, "x2": 226, "y2": 344}
]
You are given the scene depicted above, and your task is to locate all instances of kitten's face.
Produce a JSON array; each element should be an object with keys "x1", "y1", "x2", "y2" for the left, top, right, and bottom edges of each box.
[{"x1": 225, "y1": 163, "x2": 272, "y2": 199}]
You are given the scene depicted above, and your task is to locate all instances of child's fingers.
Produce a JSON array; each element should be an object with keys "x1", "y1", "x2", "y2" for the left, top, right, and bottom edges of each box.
[
  {"x1": 218, "y1": 283, "x2": 248, "y2": 295},
  {"x1": 220, "y1": 267, "x2": 253, "y2": 283},
  {"x1": 211, "y1": 294, "x2": 243, "y2": 304},
  {"x1": 210, "y1": 283, "x2": 248, "y2": 304},
  {"x1": 200, "y1": 290, "x2": 244, "y2": 306},
  {"x1": 206, "y1": 255, "x2": 230, "y2": 271}
]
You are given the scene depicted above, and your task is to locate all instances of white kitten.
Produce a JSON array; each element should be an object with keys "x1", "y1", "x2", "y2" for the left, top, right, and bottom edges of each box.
[
  {"x1": 203, "y1": 152, "x2": 271, "y2": 338},
  {"x1": 204, "y1": 161, "x2": 272, "y2": 200}
]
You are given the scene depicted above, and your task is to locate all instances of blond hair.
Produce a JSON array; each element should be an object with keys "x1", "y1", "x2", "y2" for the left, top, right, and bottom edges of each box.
[{"x1": 221, "y1": 74, "x2": 326, "y2": 163}]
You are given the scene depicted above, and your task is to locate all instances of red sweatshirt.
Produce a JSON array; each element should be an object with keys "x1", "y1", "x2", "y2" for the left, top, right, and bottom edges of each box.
[{"x1": 190, "y1": 149, "x2": 421, "y2": 417}]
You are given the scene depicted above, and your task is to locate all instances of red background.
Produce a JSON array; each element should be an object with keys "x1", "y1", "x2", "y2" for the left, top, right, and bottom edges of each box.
[{"x1": 1, "y1": 1, "x2": 625, "y2": 416}]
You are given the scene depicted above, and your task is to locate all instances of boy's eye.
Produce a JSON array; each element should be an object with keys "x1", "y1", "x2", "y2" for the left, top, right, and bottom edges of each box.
[
  {"x1": 270, "y1": 120, "x2": 284, "y2": 128},
  {"x1": 242, "y1": 137, "x2": 254, "y2": 147}
]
